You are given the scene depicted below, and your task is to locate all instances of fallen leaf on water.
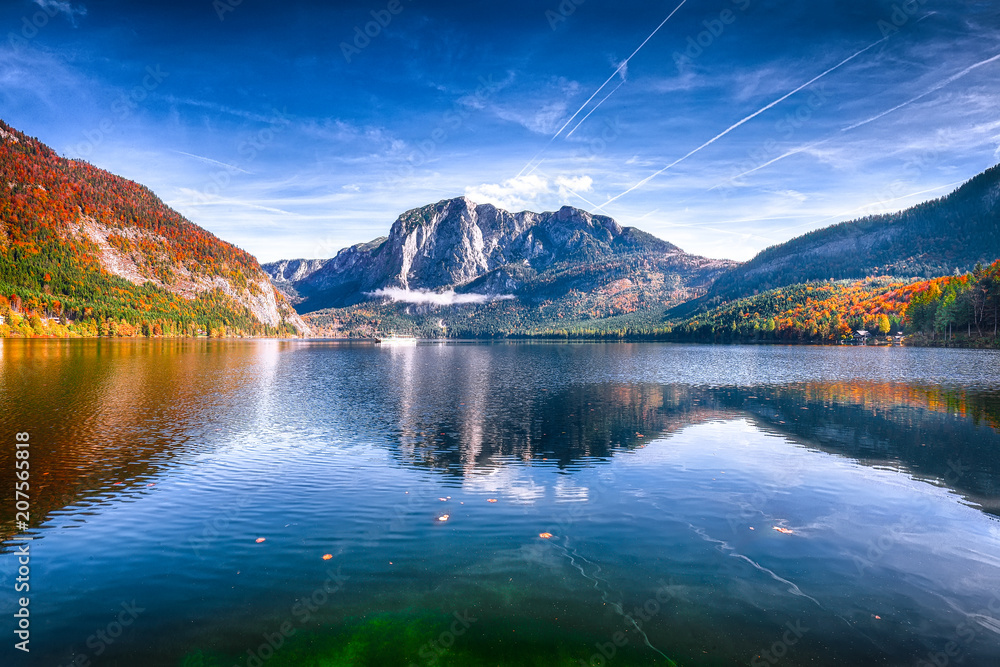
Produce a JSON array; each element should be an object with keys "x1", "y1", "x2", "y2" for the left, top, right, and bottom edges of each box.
[
  {"x1": 487, "y1": 499, "x2": 497, "y2": 503},
  {"x1": 322, "y1": 554, "x2": 333, "y2": 560},
  {"x1": 772, "y1": 527, "x2": 794, "y2": 535},
  {"x1": 438, "y1": 515, "x2": 450, "y2": 522},
  {"x1": 255, "y1": 537, "x2": 266, "y2": 543},
  {"x1": 539, "y1": 532, "x2": 553, "y2": 539}
]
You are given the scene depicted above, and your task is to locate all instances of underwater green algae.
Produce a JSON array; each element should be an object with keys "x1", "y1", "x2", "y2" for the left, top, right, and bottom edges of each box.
[{"x1": 179, "y1": 610, "x2": 683, "y2": 666}]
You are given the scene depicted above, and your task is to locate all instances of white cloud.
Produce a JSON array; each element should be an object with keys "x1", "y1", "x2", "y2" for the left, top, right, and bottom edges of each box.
[
  {"x1": 366, "y1": 288, "x2": 514, "y2": 306},
  {"x1": 464, "y1": 173, "x2": 596, "y2": 211},
  {"x1": 555, "y1": 175, "x2": 593, "y2": 199},
  {"x1": 614, "y1": 58, "x2": 629, "y2": 81},
  {"x1": 465, "y1": 174, "x2": 550, "y2": 211},
  {"x1": 33, "y1": 0, "x2": 87, "y2": 25}
]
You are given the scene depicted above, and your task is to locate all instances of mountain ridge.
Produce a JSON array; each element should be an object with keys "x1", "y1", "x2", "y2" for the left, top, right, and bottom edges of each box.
[{"x1": 263, "y1": 196, "x2": 727, "y2": 315}]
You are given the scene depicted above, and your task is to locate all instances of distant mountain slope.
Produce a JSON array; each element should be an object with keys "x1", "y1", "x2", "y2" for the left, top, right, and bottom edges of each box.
[
  {"x1": 0, "y1": 119, "x2": 306, "y2": 336},
  {"x1": 703, "y1": 164, "x2": 1000, "y2": 303},
  {"x1": 264, "y1": 197, "x2": 734, "y2": 318}
]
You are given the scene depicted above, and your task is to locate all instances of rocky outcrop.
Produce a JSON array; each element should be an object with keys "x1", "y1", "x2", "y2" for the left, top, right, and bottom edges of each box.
[
  {"x1": 75, "y1": 216, "x2": 308, "y2": 332},
  {"x1": 265, "y1": 258, "x2": 330, "y2": 285}
]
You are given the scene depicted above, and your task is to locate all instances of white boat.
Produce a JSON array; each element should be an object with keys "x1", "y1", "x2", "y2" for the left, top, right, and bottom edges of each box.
[{"x1": 375, "y1": 334, "x2": 418, "y2": 346}]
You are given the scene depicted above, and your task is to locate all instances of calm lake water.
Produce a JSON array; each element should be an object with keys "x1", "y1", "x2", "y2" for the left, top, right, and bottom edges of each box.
[{"x1": 2, "y1": 340, "x2": 1000, "y2": 666}]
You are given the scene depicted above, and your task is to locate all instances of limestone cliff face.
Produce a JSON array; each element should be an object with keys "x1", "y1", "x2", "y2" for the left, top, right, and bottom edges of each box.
[
  {"x1": 264, "y1": 197, "x2": 711, "y2": 312},
  {"x1": 381, "y1": 198, "x2": 629, "y2": 289},
  {"x1": 265, "y1": 258, "x2": 329, "y2": 284},
  {"x1": 74, "y1": 216, "x2": 307, "y2": 331}
]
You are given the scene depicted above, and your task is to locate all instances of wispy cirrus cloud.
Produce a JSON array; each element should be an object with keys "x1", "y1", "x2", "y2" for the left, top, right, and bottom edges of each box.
[
  {"x1": 506, "y1": 102, "x2": 570, "y2": 135},
  {"x1": 34, "y1": 0, "x2": 87, "y2": 25}
]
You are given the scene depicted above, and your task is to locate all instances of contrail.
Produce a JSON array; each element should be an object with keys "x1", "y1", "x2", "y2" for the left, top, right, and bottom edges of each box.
[
  {"x1": 706, "y1": 52, "x2": 1000, "y2": 190},
  {"x1": 689, "y1": 11, "x2": 945, "y2": 190},
  {"x1": 552, "y1": 0, "x2": 688, "y2": 140},
  {"x1": 174, "y1": 150, "x2": 252, "y2": 174},
  {"x1": 596, "y1": 37, "x2": 888, "y2": 210},
  {"x1": 708, "y1": 139, "x2": 830, "y2": 191},
  {"x1": 843, "y1": 51, "x2": 1000, "y2": 131},
  {"x1": 515, "y1": 0, "x2": 688, "y2": 178},
  {"x1": 566, "y1": 78, "x2": 627, "y2": 138},
  {"x1": 520, "y1": 80, "x2": 626, "y2": 179}
]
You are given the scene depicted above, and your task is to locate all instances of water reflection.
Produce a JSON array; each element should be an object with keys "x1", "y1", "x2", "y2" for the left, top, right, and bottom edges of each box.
[
  {"x1": 0, "y1": 339, "x2": 298, "y2": 544},
  {"x1": 3, "y1": 341, "x2": 1000, "y2": 666},
  {"x1": 368, "y1": 347, "x2": 1000, "y2": 514},
  {"x1": 3, "y1": 341, "x2": 1000, "y2": 549},
  {"x1": 385, "y1": 382, "x2": 734, "y2": 472}
]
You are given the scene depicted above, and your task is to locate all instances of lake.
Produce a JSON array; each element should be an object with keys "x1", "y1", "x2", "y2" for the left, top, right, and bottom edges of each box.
[{"x1": 2, "y1": 340, "x2": 1000, "y2": 666}]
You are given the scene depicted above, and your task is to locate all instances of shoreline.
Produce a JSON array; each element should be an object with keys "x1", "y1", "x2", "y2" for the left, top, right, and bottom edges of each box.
[{"x1": 6, "y1": 333, "x2": 997, "y2": 349}]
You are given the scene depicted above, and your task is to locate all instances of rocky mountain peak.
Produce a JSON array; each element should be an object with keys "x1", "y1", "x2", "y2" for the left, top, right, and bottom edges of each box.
[{"x1": 262, "y1": 197, "x2": 694, "y2": 312}]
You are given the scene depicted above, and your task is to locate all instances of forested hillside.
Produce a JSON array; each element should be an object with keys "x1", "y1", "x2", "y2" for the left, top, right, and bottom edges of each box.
[
  {"x1": 665, "y1": 261, "x2": 1000, "y2": 345},
  {"x1": 702, "y1": 165, "x2": 1000, "y2": 304},
  {"x1": 0, "y1": 119, "x2": 304, "y2": 338}
]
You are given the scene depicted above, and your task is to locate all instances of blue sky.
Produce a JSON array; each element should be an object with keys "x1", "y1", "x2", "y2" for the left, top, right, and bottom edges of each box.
[{"x1": 2, "y1": 0, "x2": 999, "y2": 263}]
